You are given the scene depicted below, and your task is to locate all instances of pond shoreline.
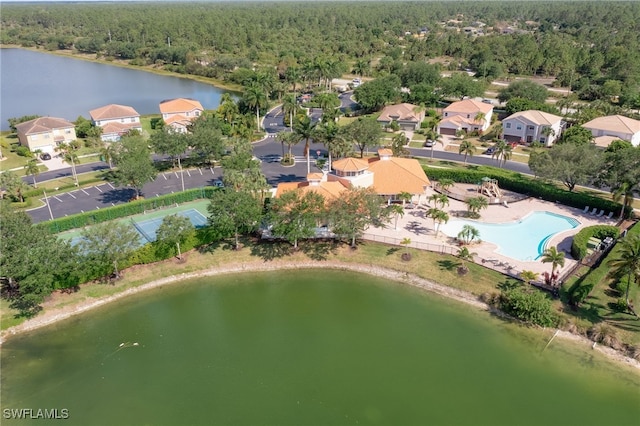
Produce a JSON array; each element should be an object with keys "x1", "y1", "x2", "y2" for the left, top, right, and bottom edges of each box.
[{"x1": 1, "y1": 260, "x2": 638, "y2": 371}]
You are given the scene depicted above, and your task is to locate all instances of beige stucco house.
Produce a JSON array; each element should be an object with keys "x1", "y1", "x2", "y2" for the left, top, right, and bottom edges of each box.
[
  {"x1": 89, "y1": 104, "x2": 143, "y2": 142},
  {"x1": 501, "y1": 110, "x2": 564, "y2": 146},
  {"x1": 377, "y1": 103, "x2": 425, "y2": 131},
  {"x1": 15, "y1": 117, "x2": 76, "y2": 153},
  {"x1": 438, "y1": 99, "x2": 493, "y2": 135},
  {"x1": 159, "y1": 98, "x2": 204, "y2": 133},
  {"x1": 582, "y1": 115, "x2": 640, "y2": 147}
]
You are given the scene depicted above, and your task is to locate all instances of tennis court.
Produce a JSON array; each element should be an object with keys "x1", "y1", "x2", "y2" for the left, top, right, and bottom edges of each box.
[{"x1": 131, "y1": 209, "x2": 208, "y2": 243}]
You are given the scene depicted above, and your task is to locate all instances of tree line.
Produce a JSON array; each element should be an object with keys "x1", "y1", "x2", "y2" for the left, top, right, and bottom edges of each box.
[{"x1": 2, "y1": 1, "x2": 639, "y2": 108}]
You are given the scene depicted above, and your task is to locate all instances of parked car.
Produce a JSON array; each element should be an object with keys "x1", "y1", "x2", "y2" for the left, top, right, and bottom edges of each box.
[
  {"x1": 481, "y1": 99, "x2": 493, "y2": 104},
  {"x1": 424, "y1": 140, "x2": 435, "y2": 147},
  {"x1": 213, "y1": 179, "x2": 225, "y2": 188},
  {"x1": 483, "y1": 145, "x2": 496, "y2": 155},
  {"x1": 40, "y1": 152, "x2": 52, "y2": 160}
]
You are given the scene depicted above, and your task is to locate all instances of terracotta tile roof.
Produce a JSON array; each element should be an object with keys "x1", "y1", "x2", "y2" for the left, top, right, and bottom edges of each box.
[
  {"x1": 439, "y1": 115, "x2": 477, "y2": 128},
  {"x1": 89, "y1": 104, "x2": 140, "y2": 121},
  {"x1": 307, "y1": 173, "x2": 324, "y2": 180},
  {"x1": 164, "y1": 115, "x2": 193, "y2": 127},
  {"x1": 378, "y1": 148, "x2": 393, "y2": 156},
  {"x1": 101, "y1": 121, "x2": 142, "y2": 135},
  {"x1": 15, "y1": 117, "x2": 74, "y2": 135},
  {"x1": 505, "y1": 110, "x2": 562, "y2": 126},
  {"x1": 583, "y1": 115, "x2": 640, "y2": 134},
  {"x1": 367, "y1": 157, "x2": 431, "y2": 195},
  {"x1": 331, "y1": 157, "x2": 369, "y2": 172},
  {"x1": 377, "y1": 103, "x2": 423, "y2": 122},
  {"x1": 444, "y1": 99, "x2": 493, "y2": 115},
  {"x1": 275, "y1": 180, "x2": 348, "y2": 202},
  {"x1": 159, "y1": 98, "x2": 204, "y2": 114}
]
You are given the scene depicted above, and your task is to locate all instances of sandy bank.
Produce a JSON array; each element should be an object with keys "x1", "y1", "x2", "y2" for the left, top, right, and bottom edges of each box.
[{"x1": 1, "y1": 260, "x2": 638, "y2": 371}]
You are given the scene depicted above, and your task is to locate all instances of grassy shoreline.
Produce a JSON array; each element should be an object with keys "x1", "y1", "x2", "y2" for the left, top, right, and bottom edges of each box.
[
  {"x1": 0, "y1": 45, "x2": 244, "y2": 93},
  {"x1": 1, "y1": 239, "x2": 638, "y2": 374}
]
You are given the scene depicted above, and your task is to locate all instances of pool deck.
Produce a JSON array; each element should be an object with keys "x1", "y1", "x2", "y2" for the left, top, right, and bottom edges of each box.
[{"x1": 364, "y1": 186, "x2": 618, "y2": 280}]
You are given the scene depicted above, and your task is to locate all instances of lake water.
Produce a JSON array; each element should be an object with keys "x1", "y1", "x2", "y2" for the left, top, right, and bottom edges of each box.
[
  {"x1": 2, "y1": 270, "x2": 638, "y2": 425},
  {"x1": 0, "y1": 48, "x2": 231, "y2": 130}
]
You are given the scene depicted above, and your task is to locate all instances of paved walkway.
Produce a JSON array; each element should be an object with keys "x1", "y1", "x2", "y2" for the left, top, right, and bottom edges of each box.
[{"x1": 364, "y1": 185, "x2": 618, "y2": 280}]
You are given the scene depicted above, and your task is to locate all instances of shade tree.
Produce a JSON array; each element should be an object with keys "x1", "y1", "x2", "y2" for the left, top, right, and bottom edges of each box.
[
  {"x1": 329, "y1": 186, "x2": 389, "y2": 247},
  {"x1": 207, "y1": 188, "x2": 263, "y2": 249},
  {"x1": 112, "y1": 134, "x2": 157, "y2": 198},
  {"x1": 268, "y1": 190, "x2": 325, "y2": 249},
  {"x1": 79, "y1": 221, "x2": 140, "y2": 281},
  {"x1": 156, "y1": 214, "x2": 195, "y2": 259}
]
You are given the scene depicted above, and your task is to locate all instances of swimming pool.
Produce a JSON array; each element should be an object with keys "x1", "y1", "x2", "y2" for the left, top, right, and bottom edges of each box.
[{"x1": 440, "y1": 211, "x2": 580, "y2": 262}]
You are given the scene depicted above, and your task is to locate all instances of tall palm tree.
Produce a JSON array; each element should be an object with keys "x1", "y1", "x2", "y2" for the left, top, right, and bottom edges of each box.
[
  {"x1": 398, "y1": 191, "x2": 412, "y2": 206},
  {"x1": 541, "y1": 126, "x2": 556, "y2": 145},
  {"x1": 277, "y1": 131, "x2": 302, "y2": 164},
  {"x1": 458, "y1": 139, "x2": 476, "y2": 164},
  {"x1": 438, "y1": 178, "x2": 455, "y2": 193},
  {"x1": 457, "y1": 246, "x2": 477, "y2": 274},
  {"x1": 430, "y1": 209, "x2": 449, "y2": 237},
  {"x1": 285, "y1": 66, "x2": 301, "y2": 96},
  {"x1": 541, "y1": 246, "x2": 565, "y2": 280},
  {"x1": 243, "y1": 84, "x2": 267, "y2": 131},
  {"x1": 387, "y1": 204, "x2": 405, "y2": 230},
  {"x1": 607, "y1": 234, "x2": 640, "y2": 307},
  {"x1": 55, "y1": 141, "x2": 79, "y2": 186},
  {"x1": 612, "y1": 181, "x2": 638, "y2": 220},
  {"x1": 425, "y1": 129, "x2": 443, "y2": 159},
  {"x1": 492, "y1": 139, "x2": 512, "y2": 168},
  {"x1": 353, "y1": 59, "x2": 371, "y2": 77},
  {"x1": 293, "y1": 115, "x2": 317, "y2": 174},
  {"x1": 24, "y1": 158, "x2": 40, "y2": 188},
  {"x1": 312, "y1": 121, "x2": 346, "y2": 171},
  {"x1": 281, "y1": 94, "x2": 298, "y2": 130}
]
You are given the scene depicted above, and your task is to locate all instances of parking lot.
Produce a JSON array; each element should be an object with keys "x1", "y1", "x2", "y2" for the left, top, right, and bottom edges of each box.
[{"x1": 27, "y1": 167, "x2": 221, "y2": 223}]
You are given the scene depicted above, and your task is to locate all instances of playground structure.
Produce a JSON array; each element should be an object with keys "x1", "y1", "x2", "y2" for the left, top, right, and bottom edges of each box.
[{"x1": 478, "y1": 177, "x2": 503, "y2": 203}]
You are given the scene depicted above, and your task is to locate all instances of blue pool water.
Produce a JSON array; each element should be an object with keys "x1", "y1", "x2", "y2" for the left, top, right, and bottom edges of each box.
[{"x1": 440, "y1": 211, "x2": 580, "y2": 261}]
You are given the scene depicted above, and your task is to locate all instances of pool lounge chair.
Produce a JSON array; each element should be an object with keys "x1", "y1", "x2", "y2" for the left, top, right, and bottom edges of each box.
[
  {"x1": 582, "y1": 206, "x2": 590, "y2": 213},
  {"x1": 596, "y1": 209, "x2": 605, "y2": 217},
  {"x1": 606, "y1": 211, "x2": 614, "y2": 219},
  {"x1": 589, "y1": 207, "x2": 598, "y2": 215}
]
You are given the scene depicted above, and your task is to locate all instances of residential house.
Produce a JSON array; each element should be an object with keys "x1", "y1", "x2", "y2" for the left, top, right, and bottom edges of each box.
[
  {"x1": 89, "y1": 104, "x2": 143, "y2": 142},
  {"x1": 377, "y1": 103, "x2": 425, "y2": 131},
  {"x1": 15, "y1": 117, "x2": 76, "y2": 153},
  {"x1": 582, "y1": 115, "x2": 640, "y2": 147},
  {"x1": 159, "y1": 98, "x2": 204, "y2": 133},
  {"x1": 501, "y1": 110, "x2": 563, "y2": 146},
  {"x1": 438, "y1": 99, "x2": 493, "y2": 136}
]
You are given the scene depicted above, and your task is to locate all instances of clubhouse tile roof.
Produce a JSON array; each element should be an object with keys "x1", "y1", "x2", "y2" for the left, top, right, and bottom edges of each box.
[
  {"x1": 367, "y1": 156, "x2": 431, "y2": 195},
  {"x1": 331, "y1": 157, "x2": 369, "y2": 172}
]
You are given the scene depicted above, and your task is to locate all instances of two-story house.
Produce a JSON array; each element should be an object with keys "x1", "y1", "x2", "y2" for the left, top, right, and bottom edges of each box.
[
  {"x1": 582, "y1": 115, "x2": 640, "y2": 147},
  {"x1": 437, "y1": 99, "x2": 493, "y2": 136},
  {"x1": 159, "y1": 98, "x2": 204, "y2": 133},
  {"x1": 89, "y1": 104, "x2": 143, "y2": 142},
  {"x1": 501, "y1": 110, "x2": 564, "y2": 146},
  {"x1": 15, "y1": 117, "x2": 77, "y2": 153}
]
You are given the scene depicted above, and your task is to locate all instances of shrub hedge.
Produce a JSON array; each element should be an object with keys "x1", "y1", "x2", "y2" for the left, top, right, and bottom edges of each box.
[
  {"x1": 38, "y1": 187, "x2": 218, "y2": 233},
  {"x1": 424, "y1": 166, "x2": 623, "y2": 215},
  {"x1": 570, "y1": 225, "x2": 620, "y2": 260}
]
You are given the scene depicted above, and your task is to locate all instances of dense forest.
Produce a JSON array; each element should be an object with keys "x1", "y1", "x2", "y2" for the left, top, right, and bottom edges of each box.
[{"x1": 2, "y1": 1, "x2": 640, "y2": 106}]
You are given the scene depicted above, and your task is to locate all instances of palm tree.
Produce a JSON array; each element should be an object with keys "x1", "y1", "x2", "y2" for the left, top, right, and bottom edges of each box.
[
  {"x1": 474, "y1": 112, "x2": 486, "y2": 128},
  {"x1": 398, "y1": 191, "x2": 412, "y2": 206},
  {"x1": 387, "y1": 204, "x2": 405, "y2": 230},
  {"x1": 431, "y1": 209, "x2": 449, "y2": 238},
  {"x1": 281, "y1": 94, "x2": 298, "y2": 130},
  {"x1": 541, "y1": 246, "x2": 566, "y2": 281},
  {"x1": 285, "y1": 66, "x2": 301, "y2": 96},
  {"x1": 400, "y1": 237, "x2": 412, "y2": 259},
  {"x1": 457, "y1": 246, "x2": 477, "y2": 275},
  {"x1": 612, "y1": 181, "x2": 638, "y2": 220},
  {"x1": 492, "y1": 123, "x2": 504, "y2": 140},
  {"x1": 520, "y1": 270, "x2": 539, "y2": 285},
  {"x1": 293, "y1": 115, "x2": 317, "y2": 174},
  {"x1": 277, "y1": 131, "x2": 301, "y2": 164},
  {"x1": 458, "y1": 139, "x2": 476, "y2": 164},
  {"x1": 492, "y1": 139, "x2": 512, "y2": 168},
  {"x1": 438, "y1": 178, "x2": 455, "y2": 193},
  {"x1": 541, "y1": 126, "x2": 556, "y2": 145},
  {"x1": 24, "y1": 158, "x2": 40, "y2": 188},
  {"x1": 312, "y1": 121, "x2": 346, "y2": 171},
  {"x1": 457, "y1": 224, "x2": 480, "y2": 245},
  {"x1": 243, "y1": 84, "x2": 267, "y2": 131},
  {"x1": 425, "y1": 129, "x2": 443, "y2": 159},
  {"x1": 607, "y1": 234, "x2": 640, "y2": 308},
  {"x1": 100, "y1": 142, "x2": 117, "y2": 170},
  {"x1": 352, "y1": 59, "x2": 371, "y2": 77},
  {"x1": 55, "y1": 141, "x2": 79, "y2": 186},
  {"x1": 465, "y1": 196, "x2": 489, "y2": 217}
]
